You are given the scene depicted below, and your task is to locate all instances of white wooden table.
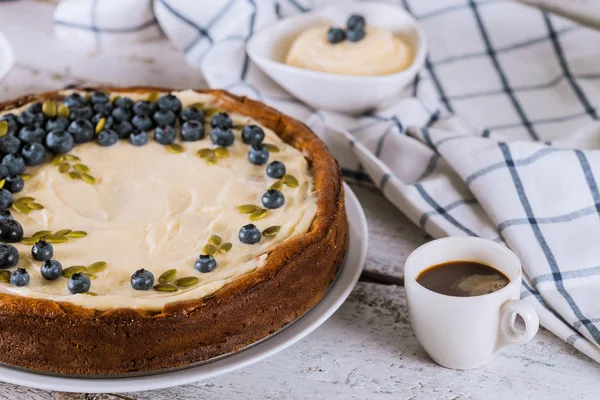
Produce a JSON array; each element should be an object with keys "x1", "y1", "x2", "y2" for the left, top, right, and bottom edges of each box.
[{"x1": 0, "y1": 2, "x2": 599, "y2": 399}]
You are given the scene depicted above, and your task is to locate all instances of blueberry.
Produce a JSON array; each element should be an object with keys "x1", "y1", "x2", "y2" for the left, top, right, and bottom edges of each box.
[
  {"x1": 0, "y1": 218, "x2": 23, "y2": 242},
  {"x1": 93, "y1": 102, "x2": 113, "y2": 116},
  {"x1": 4, "y1": 175, "x2": 24, "y2": 193},
  {"x1": 241, "y1": 125, "x2": 265, "y2": 145},
  {"x1": 133, "y1": 100, "x2": 157, "y2": 117},
  {"x1": 180, "y1": 106, "x2": 204, "y2": 122},
  {"x1": 32, "y1": 240, "x2": 53, "y2": 262},
  {"x1": 114, "y1": 97, "x2": 134, "y2": 109},
  {"x1": 238, "y1": 224, "x2": 261, "y2": 244},
  {"x1": 46, "y1": 117, "x2": 69, "y2": 132},
  {"x1": 111, "y1": 107, "x2": 132, "y2": 122},
  {"x1": 261, "y1": 189, "x2": 285, "y2": 209},
  {"x1": 92, "y1": 114, "x2": 114, "y2": 130},
  {"x1": 210, "y1": 127, "x2": 234, "y2": 147},
  {"x1": 18, "y1": 126, "x2": 45, "y2": 144},
  {"x1": 130, "y1": 268, "x2": 154, "y2": 290},
  {"x1": 10, "y1": 268, "x2": 29, "y2": 287},
  {"x1": 0, "y1": 165, "x2": 7, "y2": 180},
  {"x1": 210, "y1": 112, "x2": 233, "y2": 129},
  {"x1": 40, "y1": 259, "x2": 62, "y2": 280},
  {"x1": 129, "y1": 131, "x2": 148, "y2": 146},
  {"x1": 45, "y1": 129, "x2": 74, "y2": 153},
  {"x1": 132, "y1": 114, "x2": 154, "y2": 131},
  {"x1": 97, "y1": 129, "x2": 119, "y2": 147},
  {"x1": 17, "y1": 110, "x2": 44, "y2": 128},
  {"x1": 0, "y1": 114, "x2": 21, "y2": 135},
  {"x1": 347, "y1": 14, "x2": 366, "y2": 31},
  {"x1": 157, "y1": 94, "x2": 182, "y2": 113},
  {"x1": 195, "y1": 255, "x2": 217, "y2": 273},
  {"x1": 67, "y1": 272, "x2": 91, "y2": 294},
  {"x1": 0, "y1": 210, "x2": 12, "y2": 220},
  {"x1": 181, "y1": 120, "x2": 204, "y2": 141},
  {"x1": 153, "y1": 109, "x2": 176, "y2": 127},
  {"x1": 0, "y1": 189, "x2": 12, "y2": 209},
  {"x1": 327, "y1": 27, "x2": 346, "y2": 44},
  {"x1": 0, "y1": 135, "x2": 21, "y2": 154},
  {"x1": 248, "y1": 144, "x2": 269, "y2": 165},
  {"x1": 347, "y1": 27, "x2": 365, "y2": 42},
  {"x1": 0, "y1": 244, "x2": 18, "y2": 269},
  {"x1": 266, "y1": 161, "x2": 286, "y2": 179},
  {"x1": 67, "y1": 119, "x2": 94, "y2": 143},
  {"x1": 69, "y1": 106, "x2": 93, "y2": 121},
  {"x1": 62, "y1": 93, "x2": 87, "y2": 108},
  {"x1": 21, "y1": 143, "x2": 46, "y2": 166},
  {"x1": 27, "y1": 102, "x2": 43, "y2": 114},
  {"x1": 2, "y1": 154, "x2": 25, "y2": 175},
  {"x1": 91, "y1": 91, "x2": 110, "y2": 104},
  {"x1": 154, "y1": 126, "x2": 176, "y2": 145},
  {"x1": 114, "y1": 120, "x2": 134, "y2": 138}
]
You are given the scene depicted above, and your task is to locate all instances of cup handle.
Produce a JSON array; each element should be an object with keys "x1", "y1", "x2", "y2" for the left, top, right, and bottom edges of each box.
[{"x1": 500, "y1": 299, "x2": 540, "y2": 345}]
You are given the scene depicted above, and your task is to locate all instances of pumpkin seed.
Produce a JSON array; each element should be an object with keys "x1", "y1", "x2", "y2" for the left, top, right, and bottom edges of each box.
[
  {"x1": 189, "y1": 102, "x2": 204, "y2": 110},
  {"x1": 0, "y1": 179, "x2": 5, "y2": 189},
  {"x1": 219, "y1": 242, "x2": 232, "y2": 253},
  {"x1": 282, "y1": 174, "x2": 299, "y2": 188},
  {"x1": 51, "y1": 154, "x2": 64, "y2": 166},
  {"x1": 84, "y1": 292, "x2": 98, "y2": 296},
  {"x1": 74, "y1": 164, "x2": 90, "y2": 174},
  {"x1": 68, "y1": 171, "x2": 81, "y2": 180},
  {"x1": 64, "y1": 154, "x2": 81, "y2": 162},
  {"x1": 26, "y1": 201, "x2": 44, "y2": 210},
  {"x1": 262, "y1": 225, "x2": 281, "y2": 237},
  {"x1": 45, "y1": 234, "x2": 68, "y2": 244},
  {"x1": 0, "y1": 270, "x2": 10, "y2": 283},
  {"x1": 176, "y1": 276, "x2": 199, "y2": 287},
  {"x1": 0, "y1": 121, "x2": 7, "y2": 137},
  {"x1": 67, "y1": 231, "x2": 87, "y2": 238},
  {"x1": 62, "y1": 266, "x2": 85, "y2": 278},
  {"x1": 202, "y1": 243, "x2": 218, "y2": 256},
  {"x1": 12, "y1": 202, "x2": 30, "y2": 215},
  {"x1": 55, "y1": 229, "x2": 72, "y2": 235},
  {"x1": 204, "y1": 107, "x2": 221, "y2": 117},
  {"x1": 42, "y1": 100, "x2": 58, "y2": 118},
  {"x1": 82, "y1": 272, "x2": 96, "y2": 280},
  {"x1": 33, "y1": 230, "x2": 51, "y2": 238},
  {"x1": 15, "y1": 196, "x2": 34, "y2": 203},
  {"x1": 57, "y1": 104, "x2": 70, "y2": 118},
  {"x1": 167, "y1": 143, "x2": 184, "y2": 154},
  {"x1": 209, "y1": 234, "x2": 221, "y2": 246},
  {"x1": 86, "y1": 261, "x2": 107, "y2": 273},
  {"x1": 214, "y1": 147, "x2": 229, "y2": 158},
  {"x1": 264, "y1": 143, "x2": 280, "y2": 153},
  {"x1": 58, "y1": 163, "x2": 70, "y2": 173},
  {"x1": 20, "y1": 237, "x2": 36, "y2": 245},
  {"x1": 250, "y1": 208, "x2": 268, "y2": 221},
  {"x1": 20, "y1": 173, "x2": 33, "y2": 181},
  {"x1": 147, "y1": 91, "x2": 159, "y2": 102},
  {"x1": 205, "y1": 155, "x2": 217, "y2": 164},
  {"x1": 82, "y1": 173, "x2": 96, "y2": 184},
  {"x1": 159, "y1": 269, "x2": 177, "y2": 284},
  {"x1": 111, "y1": 95, "x2": 121, "y2": 104},
  {"x1": 196, "y1": 148, "x2": 212, "y2": 158},
  {"x1": 95, "y1": 117, "x2": 105, "y2": 134},
  {"x1": 238, "y1": 204, "x2": 260, "y2": 214},
  {"x1": 269, "y1": 180, "x2": 283, "y2": 191},
  {"x1": 154, "y1": 283, "x2": 177, "y2": 292},
  {"x1": 233, "y1": 124, "x2": 245, "y2": 130}
]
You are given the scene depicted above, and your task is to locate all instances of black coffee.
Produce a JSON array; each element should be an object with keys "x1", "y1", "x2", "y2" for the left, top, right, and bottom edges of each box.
[{"x1": 416, "y1": 261, "x2": 510, "y2": 297}]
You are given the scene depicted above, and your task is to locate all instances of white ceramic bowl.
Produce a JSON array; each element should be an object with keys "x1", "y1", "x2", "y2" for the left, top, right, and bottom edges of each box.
[
  {"x1": 0, "y1": 31, "x2": 13, "y2": 84},
  {"x1": 246, "y1": 1, "x2": 427, "y2": 114}
]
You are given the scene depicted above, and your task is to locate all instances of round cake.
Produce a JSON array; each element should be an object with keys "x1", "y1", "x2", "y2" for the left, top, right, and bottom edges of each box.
[{"x1": 0, "y1": 87, "x2": 347, "y2": 375}]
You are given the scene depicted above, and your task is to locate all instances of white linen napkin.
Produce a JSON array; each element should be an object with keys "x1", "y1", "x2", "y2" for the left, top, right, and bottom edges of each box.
[{"x1": 53, "y1": 0, "x2": 600, "y2": 362}]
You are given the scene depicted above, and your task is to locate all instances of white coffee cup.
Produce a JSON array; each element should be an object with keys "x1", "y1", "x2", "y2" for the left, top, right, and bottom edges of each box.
[{"x1": 405, "y1": 237, "x2": 539, "y2": 370}]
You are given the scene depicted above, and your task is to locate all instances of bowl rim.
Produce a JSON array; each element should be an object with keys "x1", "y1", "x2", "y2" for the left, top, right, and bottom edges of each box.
[
  {"x1": 0, "y1": 30, "x2": 14, "y2": 84},
  {"x1": 246, "y1": 0, "x2": 428, "y2": 83}
]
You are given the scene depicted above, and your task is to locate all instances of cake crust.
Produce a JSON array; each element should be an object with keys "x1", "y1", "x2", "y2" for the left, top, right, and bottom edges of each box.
[{"x1": 0, "y1": 87, "x2": 348, "y2": 375}]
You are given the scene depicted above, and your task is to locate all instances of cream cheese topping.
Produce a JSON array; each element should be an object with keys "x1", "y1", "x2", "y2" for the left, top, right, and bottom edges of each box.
[
  {"x1": 285, "y1": 25, "x2": 413, "y2": 76},
  {"x1": 0, "y1": 90, "x2": 318, "y2": 311}
]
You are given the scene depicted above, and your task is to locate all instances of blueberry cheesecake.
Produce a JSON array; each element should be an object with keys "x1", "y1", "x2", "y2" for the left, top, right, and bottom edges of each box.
[
  {"x1": 286, "y1": 14, "x2": 413, "y2": 76},
  {"x1": 0, "y1": 87, "x2": 347, "y2": 375}
]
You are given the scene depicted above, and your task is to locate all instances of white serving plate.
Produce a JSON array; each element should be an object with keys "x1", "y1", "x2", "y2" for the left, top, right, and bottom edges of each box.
[
  {"x1": 0, "y1": 183, "x2": 368, "y2": 393},
  {"x1": 0, "y1": 30, "x2": 14, "y2": 84},
  {"x1": 247, "y1": 1, "x2": 427, "y2": 114}
]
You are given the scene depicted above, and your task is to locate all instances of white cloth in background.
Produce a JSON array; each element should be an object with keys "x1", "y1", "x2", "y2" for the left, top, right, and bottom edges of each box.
[{"x1": 54, "y1": 0, "x2": 600, "y2": 362}]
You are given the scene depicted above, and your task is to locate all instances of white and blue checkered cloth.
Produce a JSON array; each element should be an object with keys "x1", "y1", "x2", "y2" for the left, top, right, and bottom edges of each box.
[{"x1": 53, "y1": 0, "x2": 600, "y2": 362}]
